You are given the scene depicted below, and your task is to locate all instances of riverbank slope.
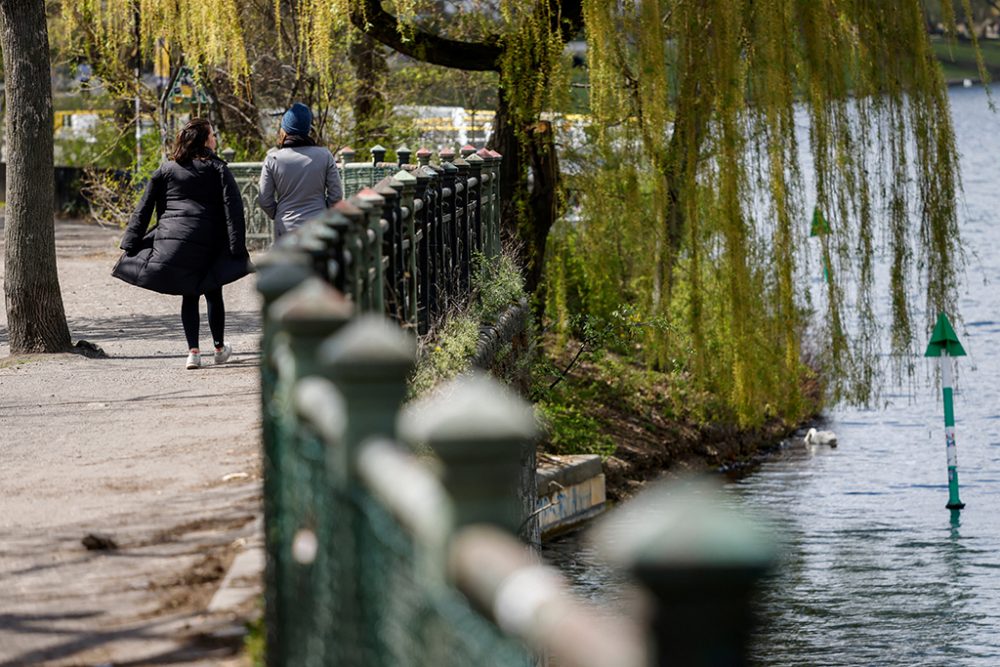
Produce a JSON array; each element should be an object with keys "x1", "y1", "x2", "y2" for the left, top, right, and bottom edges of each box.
[{"x1": 536, "y1": 339, "x2": 822, "y2": 502}]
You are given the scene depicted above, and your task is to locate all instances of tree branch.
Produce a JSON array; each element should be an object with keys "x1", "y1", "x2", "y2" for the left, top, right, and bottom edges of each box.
[
  {"x1": 350, "y1": 0, "x2": 503, "y2": 71},
  {"x1": 349, "y1": 0, "x2": 585, "y2": 72}
]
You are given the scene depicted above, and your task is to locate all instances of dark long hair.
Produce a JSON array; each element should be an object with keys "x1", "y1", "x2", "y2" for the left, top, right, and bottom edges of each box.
[
  {"x1": 171, "y1": 118, "x2": 213, "y2": 163},
  {"x1": 277, "y1": 128, "x2": 316, "y2": 149}
]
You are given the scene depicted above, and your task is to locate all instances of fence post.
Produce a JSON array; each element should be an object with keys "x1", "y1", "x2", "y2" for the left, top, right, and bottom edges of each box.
[
  {"x1": 489, "y1": 150, "x2": 503, "y2": 254},
  {"x1": 371, "y1": 178, "x2": 400, "y2": 316},
  {"x1": 453, "y1": 155, "x2": 471, "y2": 291},
  {"x1": 376, "y1": 177, "x2": 403, "y2": 322},
  {"x1": 440, "y1": 158, "x2": 459, "y2": 303},
  {"x1": 460, "y1": 143, "x2": 477, "y2": 158},
  {"x1": 476, "y1": 148, "x2": 495, "y2": 258},
  {"x1": 399, "y1": 372, "x2": 538, "y2": 534},
  {"x1": 465, "y1": 152, "x2": 484, "y2": 259},
  {"x1": 340, "y1": 146, "x2": 356, "y2": 164},
  {"x1": 299, "y1": 221, "x2": 339, "y2": 283},
  {"x1": 411, "y1": 166, "x2": 432, "y2": 334},
  {"x1": 416, "y1": 146, "x2": 432, "y2": 167},
  {"x1": 397, "y1": 144, "x2": 412, "y2": 166},
  {"x1": 426, "y1": 159, "x2": 446, "y2": 315},
  {"x1": 316, "y1": 208, "x2": 353, "y2": 293},
  {"x1": 318, "y1": 316, "x2": 416, "y2": 666},
  {"x1": 356, "y1": 187, "x2": 387, "y2": 314},
  {"x1": 394, "y1": 168, "x2": 419, "y2": 329},
  {"x1": 254, "y1": 251, "x2": 313, "y2": 667},
  {"x1": 591, "y1": 479, "x2": 779, "y2": 667},
  {"x1": 319, "y1": 314, "x2": 416, "y2": 476},
  {"x1": 371, "y1": 144, "x2": 387, "y2": 167},
  {"x1": 265, "y1": 277, "x2": 354, "y2": 667},
  {"x1": 340, "y1": 197, "x2": 370, "y2": 306}
]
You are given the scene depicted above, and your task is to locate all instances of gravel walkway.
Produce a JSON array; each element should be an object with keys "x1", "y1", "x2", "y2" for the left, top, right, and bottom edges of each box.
[{"x1": 0, "y1": 219, "x2": 262, "y2": 666}]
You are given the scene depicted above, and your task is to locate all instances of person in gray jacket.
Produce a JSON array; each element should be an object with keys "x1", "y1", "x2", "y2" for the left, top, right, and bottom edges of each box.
[{"x1": 258, "y1": 102, "x2": 343, "y2": 238}]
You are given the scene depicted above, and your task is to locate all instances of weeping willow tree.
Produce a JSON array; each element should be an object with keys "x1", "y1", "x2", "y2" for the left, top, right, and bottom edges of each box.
[
  {"x1": 547, "y1": 0, "x2": 974, "y2": 426},
  {"x1": 60, "y1": 0, "x2": 971, "y2": 424}
]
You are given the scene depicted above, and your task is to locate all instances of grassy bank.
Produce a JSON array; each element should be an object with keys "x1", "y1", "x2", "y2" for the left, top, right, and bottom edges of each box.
[
  {"x1": 534, "y1": 335, "x2": 823, "y2": 501},
  {"x1": 932, "y1": 38, "x2": 1000, "y2": 82}
]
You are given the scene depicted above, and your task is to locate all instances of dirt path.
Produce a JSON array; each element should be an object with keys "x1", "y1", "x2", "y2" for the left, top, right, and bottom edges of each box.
[{"x1": 0, "y1": 219, "x2": 263, "y2": 666}]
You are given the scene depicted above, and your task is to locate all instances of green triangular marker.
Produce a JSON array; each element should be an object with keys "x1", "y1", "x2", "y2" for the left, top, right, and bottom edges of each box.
[
  {"x1": 810, "y1": 207, "x2": 830, "y2": 237},
  {"x1": 925, "y1": 312, "x2": 966, "y2": 357}
]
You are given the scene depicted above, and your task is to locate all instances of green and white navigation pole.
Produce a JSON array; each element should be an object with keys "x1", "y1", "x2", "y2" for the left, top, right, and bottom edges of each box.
[{"x1": 924, "y1": 313, "x2": 967, "y2": 510}]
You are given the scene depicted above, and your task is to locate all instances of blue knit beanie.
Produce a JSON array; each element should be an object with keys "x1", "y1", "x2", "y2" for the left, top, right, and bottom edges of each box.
[{"x1": 281, "y1": 102, "x2": 312, "y2": 136}]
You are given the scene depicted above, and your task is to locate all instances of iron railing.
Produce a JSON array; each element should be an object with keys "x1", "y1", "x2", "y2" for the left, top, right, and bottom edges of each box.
[{"x1": 231, "y1": 144, "x2": 502, "y2": 335}]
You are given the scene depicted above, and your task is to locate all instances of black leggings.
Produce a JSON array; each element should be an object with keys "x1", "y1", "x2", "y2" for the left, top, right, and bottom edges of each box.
[{"x1": 181, "y1": 288, "x2": 225, "y2": 350}]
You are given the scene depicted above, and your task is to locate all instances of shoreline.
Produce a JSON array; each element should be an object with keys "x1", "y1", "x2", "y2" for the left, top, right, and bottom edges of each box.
[{"x1": 535, "y1": 340, "x2": 823, "y2": 505}]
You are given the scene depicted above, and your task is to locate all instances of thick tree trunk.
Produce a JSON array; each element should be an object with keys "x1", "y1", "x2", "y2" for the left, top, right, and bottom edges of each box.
[
  {"x1": 488, "y1": 93, "x2": 560, "y2": 297},
  {"x1": 488, "y1": 91, "x2": 522, "y2": 246},
  {"x1": 1, "y1": 0, "x2": 72, "y2": 353},
  {"x1": 525, "y1": 120, "x2": 560, "y2": 297},
  {"x1": 349, "y1": 32, "x2": 390, "y2": 144}
]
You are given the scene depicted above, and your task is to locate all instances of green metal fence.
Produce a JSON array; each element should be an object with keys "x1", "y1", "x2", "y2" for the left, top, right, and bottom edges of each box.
[{"x1": 257, "y1": 265, "x2": 780, "y2": 667}]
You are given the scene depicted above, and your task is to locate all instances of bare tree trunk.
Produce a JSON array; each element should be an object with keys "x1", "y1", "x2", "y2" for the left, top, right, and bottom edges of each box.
[
  {"x1": 1, "y1": 0, "x2": 72, "y2": 354},
  {"x1": 206, "y1": 69, "x2": 265, "y2": 153}
]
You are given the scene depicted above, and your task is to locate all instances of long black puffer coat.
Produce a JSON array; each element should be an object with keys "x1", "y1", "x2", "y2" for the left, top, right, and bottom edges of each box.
[{"x1": 112, "y1": 155, "x2": 251, "y2": 295}]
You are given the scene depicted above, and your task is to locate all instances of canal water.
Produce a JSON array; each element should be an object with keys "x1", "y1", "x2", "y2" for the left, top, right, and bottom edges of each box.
[{"x1": 544, "y1": 84, "x2": 1000, "y2": 665}]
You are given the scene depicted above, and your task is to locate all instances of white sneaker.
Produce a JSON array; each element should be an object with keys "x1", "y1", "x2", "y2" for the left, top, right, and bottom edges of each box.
[
  {"x1": 213, "y1": 343, "x2": 232, "y2": 365},
  {"x1": 186, "y1": 351, "x2": 201, "y2": 370}
]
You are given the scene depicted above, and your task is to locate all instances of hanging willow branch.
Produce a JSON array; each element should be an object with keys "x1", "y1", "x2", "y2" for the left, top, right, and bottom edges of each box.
[{"x1": 60, "y1": 0, "x2": 973, "y2": 425}]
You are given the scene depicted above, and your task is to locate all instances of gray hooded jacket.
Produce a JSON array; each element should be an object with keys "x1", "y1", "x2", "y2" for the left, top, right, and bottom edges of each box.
[{"x1": 258, "y1": 145, "x2": 343, "y2": 237}]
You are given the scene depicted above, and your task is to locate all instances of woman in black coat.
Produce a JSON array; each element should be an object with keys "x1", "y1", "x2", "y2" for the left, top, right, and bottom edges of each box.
[{"x1": 113, "y1": 118, "x2": 251, "y2": 369}]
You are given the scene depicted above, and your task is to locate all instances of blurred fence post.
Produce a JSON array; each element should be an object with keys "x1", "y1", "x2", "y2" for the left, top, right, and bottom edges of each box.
[
  {"x1": 275, "y1": 231, "x2": 328, "y2": 280},
  {"x1": 318, "y1": 316, "x2": 417, "y2": 664},
  {"x1": 397, "y1": 144, "x2": 412, "y2": 167},
  {"x1": 319, "y1": 314, "x2": 416, "y2": 479},
  {"x1": 399, "y1": 373, "x2": 537, "y2": 534},
  {"x1": 265, "y1": 277, "x2": 353, "y2": 666},
  {"x1": 591, "y1": 480, "x2": 779, "y2": 667},
  {"x1": 299, "y1": 222, "x2": 338, "y2": 282},
  {"x1": 315, "y1": 208, "x2": 352, "y2": 293},
  {"x1": 356, "y1": 188, "x2": 386, "y2": 313},
  {"x1": 449, "y1": 526, "x2": 647, "y2": 667},
  {"x1": 254, "y1": 251, "x2": 313, "y2": 666}
]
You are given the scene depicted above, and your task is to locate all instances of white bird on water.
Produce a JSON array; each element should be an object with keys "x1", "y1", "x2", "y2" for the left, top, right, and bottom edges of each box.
[{"x1": 805, "y1": 427, "x2": 838, "y2": 448}]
